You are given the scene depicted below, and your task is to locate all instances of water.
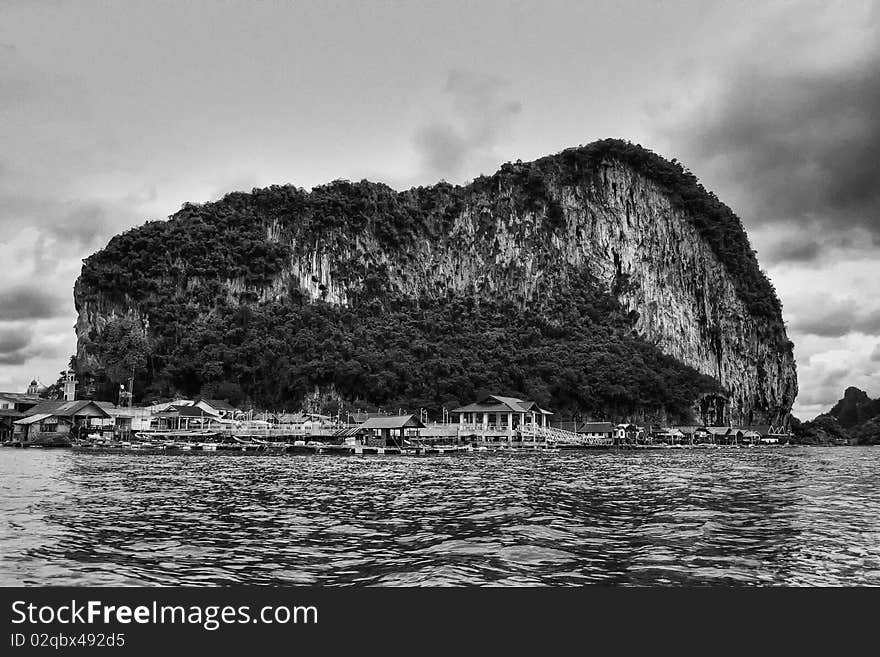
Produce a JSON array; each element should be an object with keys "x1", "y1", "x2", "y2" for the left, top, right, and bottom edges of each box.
[{"x1": 1, "y1": 447, "x2": 879, "y2": 586}]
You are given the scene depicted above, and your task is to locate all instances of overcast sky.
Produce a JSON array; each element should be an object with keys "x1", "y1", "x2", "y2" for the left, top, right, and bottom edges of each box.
[{"x1": 1, "y1": 0, "x2": 877, "y2": 417}]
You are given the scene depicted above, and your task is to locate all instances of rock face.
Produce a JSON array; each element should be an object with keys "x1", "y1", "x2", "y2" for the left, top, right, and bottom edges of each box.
[
  {"x1": 828, "y1": 387, "x2": 880, "y2": 429},
  {"x1": 74, "y1": 139, "x2": 797, "y2": 424}
]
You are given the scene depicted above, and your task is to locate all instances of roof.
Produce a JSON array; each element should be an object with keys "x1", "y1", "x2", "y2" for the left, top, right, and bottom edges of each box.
[
  {"x1": 578, "y1": 422, "x2": 615, "y2": 433},
  {"x1": 0, "y1": 392, "x2": 43, "y2": 405},
  {"x1": 14, "y1": 413, "x2": 55, "y2": 425},
  {"x1": 172, "y1": 406, "x2": 221, "y2": 418},
  {"x1": 25, "y1": 400, "x2": 111, "y2": 418},
  {"x1": 706, "y1": 426, "x2": 732, "y2": 436},
  {"x1": 360, "y1": 414, "x2": 425, "y2": 430},
  {"x1": 144, "y1": 399, "x2": 193, "y2": 412},
  {"x1": 0, "y1": 408, "x2": 24, "y2": 418},
  {"x1": 552, "y1": 421, "x2": 579, "y2": 432},
  {"x1": 195, "y1": 398, "x2": 238, "y2": 412},
  {"x1": 451, "y1": 395, "x2": 553, "y2": 415},
  {"x1": 333, "y1": 426, "x2": 367, "y2": 438}
]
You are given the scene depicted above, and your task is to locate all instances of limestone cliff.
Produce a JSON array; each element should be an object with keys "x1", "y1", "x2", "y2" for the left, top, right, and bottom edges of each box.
[{"x1": 74, "y1": 139, "x2": 797, "y2": 423}]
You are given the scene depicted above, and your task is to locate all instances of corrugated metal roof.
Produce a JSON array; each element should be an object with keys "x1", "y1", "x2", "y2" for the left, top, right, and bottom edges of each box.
[
  {"x1": 360, "y1": 415, "x2": 425, "y2": 430},
  {"x1": 195, "y1": 398, "x2": 238, "y2": 412},
  {"x1": 0, "y1": 392, "x2": 43, "y2": 404},
  {"x1": 333, "y1": 426, "x2": 366, "y2": 437},
  {"x1": 14, "y1": 413, "x2": 54, "y2": 425},
  {"x1": 578, "y1": 422, "x2": 615, "y2": 433},
  {"x1": 26, "y1": 400, "x2": 110, "y2": 418},
  {"x1": 452, "y1": 394, "x2": 552, "y2": 414},
  {"x1": 451, "y1": 396, "x2": 519, "y2": 413},
  {"x1": 173, "y1": 406, "x2": 221, "y2": 418}
]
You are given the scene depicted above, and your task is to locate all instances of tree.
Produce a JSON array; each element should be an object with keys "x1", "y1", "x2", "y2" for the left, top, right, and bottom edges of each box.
[{"x1": 98, "y1": 316, "x2": 152, "y2": 387}]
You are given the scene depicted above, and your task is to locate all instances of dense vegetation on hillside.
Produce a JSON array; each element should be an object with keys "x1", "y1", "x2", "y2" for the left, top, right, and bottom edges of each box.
[
  {"x1": 80, "y1": 271, "x2": 720, "y2": 422},
  {"x1": 827, "y1": 387, "x2": 880, "y2": 428},
  {"x1": 76, "y1": 139, "x2": 785, "y2": 417},
  {"x1": 79, "y1": 139, "x2": 784, "y2": 321}
]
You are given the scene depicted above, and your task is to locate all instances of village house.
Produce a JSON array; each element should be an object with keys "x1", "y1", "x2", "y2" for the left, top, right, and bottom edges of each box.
[
  {"x1": 451, "y1": 395, "x2": 554, "y2": 446},
  {"x1": 615, "y1": 423, "x2": 641, "y2": 444},
  {"x1": 453, "y1": 395, "x2": 551, "y2": 430},
  {"x1": 0, "y1": 392, "x2": 43, "y2": 413},
  {"x1": 652, "y1": 427, "x2": 686, "y2": 444},
  {"x1": 151, "y1": 404, "x2": 224, "y2": 432},
  {"x1": 674, "y1": 426, "x2": 700, "y2": 444},
  {"x1": 271, "y1": 412, "x2": 333, "y2": 435},
  {"x1": 92, "y1": 402, "x2": 154, "y2": 437},
  {"x1": 551, "y1": 420, "x2": 580, "y2": 433},
  {"x1": 12, "y1": 400, "x2": 110, "y2": 446},
  {"x1": 416, "y1": 423, "x2": 460, "y2": 445},
  {"x1": 0, "y1": 392, "x2": 43, "y2": 442},
  {"x1": 359, "y1": 414, "x2": 425, "y2": 448},
  {"x1": 144, "y1": 399, "x2": 194, "y2": 413},
  {"x1": 577, "y1": 422, "x2": 615, "y2": 442},
  {"x1": 193, "y1": 398, "x2": 239, "y2": 419},
  {"x1": 696, "y1": 427, "x2": 776, "y2": 445}
]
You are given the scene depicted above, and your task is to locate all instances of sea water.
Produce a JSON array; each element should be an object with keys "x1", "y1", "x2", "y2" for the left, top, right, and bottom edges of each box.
[{"x1": 1, "y1": 447, "x2": 879, "y2": 586}]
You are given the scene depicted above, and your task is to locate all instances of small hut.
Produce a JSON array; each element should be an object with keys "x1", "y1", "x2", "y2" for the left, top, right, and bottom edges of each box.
[{"x1": 359, "y1": 415, "x2": 425, "y2": 448}]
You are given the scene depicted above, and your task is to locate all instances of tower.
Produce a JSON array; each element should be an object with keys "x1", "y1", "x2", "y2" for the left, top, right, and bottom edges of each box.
[{"x1": 62, "y1": 370, "x2": 77, "y2": 402}]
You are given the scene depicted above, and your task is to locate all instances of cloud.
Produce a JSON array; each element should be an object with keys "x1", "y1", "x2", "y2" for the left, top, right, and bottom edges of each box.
[
  {"x1": 0, "y1": 325, "x2": 33, "y2": 366},
  {"x1": 790, "y1": 332, "x2": 880, "y2": 418},
  {"x1": 0, "y1": 326, "x2": 31, "y2": 354},
  {"x1": 0, "y1": 284, "x2": 67, "y2": 321},
  {"x1": 767, "y1": 239, "x2": 821, "y2": 265},
  {"x1": 414, "y1": 70, "x2": 522, "y2": 180},
  {"x1": 789, "y1": 298, "x2": 880, "y2": 338},
  {"x1": 0, "y1": 190, "x2": 137, "y2": 250},
  {"x1": 0, "y1": 322, "x2": 70, "y2": 367},
  {"x1": 654, "y1": 6, "x2": 880, "y2": 264},
  {"x1": 871, "y1": 343, "x2": 880, "y2": 362}
]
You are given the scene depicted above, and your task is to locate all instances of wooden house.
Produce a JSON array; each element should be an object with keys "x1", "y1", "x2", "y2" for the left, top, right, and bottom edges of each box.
[
  {"x1": 450, "y1": 395, "x2": 554, "y2": 446},
  {"x1": 12, "y1": 400, "x2": 110, "y2": 446},
  {"x1": 653, "y1": 428, "x2": 686, "y2": 444},
  {"x1": 359, "y1": 415, "x2": 425, "y2": 448},
  {"x1": 452, "y1": 395, "x2": 552, "y2": 430},
  {"x1": 193, "y1": 398, "x2": 239, "y2": 419},
  {"x1": 0, "y1": 392, "x2": 42, "y2": 442},
  {"x1": 151, "y1": 404, "x2": 223, "y2": 431},
  {"x1": 615, "y1": 423, "x2": 641, "y2": 444},
  {"x1": 577, "y1": 422, "x2": 615, "y2": 441}
]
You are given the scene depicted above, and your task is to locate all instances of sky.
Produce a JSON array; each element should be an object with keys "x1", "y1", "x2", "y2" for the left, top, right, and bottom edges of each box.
[{"x1": 0, "y1": 0, "x2": 877, "y2": 418}]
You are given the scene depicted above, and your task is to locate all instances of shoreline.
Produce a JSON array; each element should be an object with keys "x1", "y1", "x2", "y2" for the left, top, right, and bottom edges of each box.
[{"x1": 0, "y1": 443, "x2": 810, "y2": 456}]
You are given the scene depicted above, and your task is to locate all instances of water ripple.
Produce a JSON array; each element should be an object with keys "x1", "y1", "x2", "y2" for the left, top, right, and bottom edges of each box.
[{"x1": 1, "y1": 448, "x2": 880, "y2": 585}]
